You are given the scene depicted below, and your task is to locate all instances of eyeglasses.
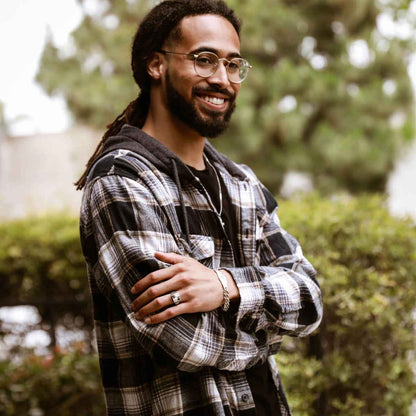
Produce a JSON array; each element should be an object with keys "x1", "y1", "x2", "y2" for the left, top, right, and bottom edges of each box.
[{"x1": 158, "y1": 50, "x2": 252, "y2": 83}]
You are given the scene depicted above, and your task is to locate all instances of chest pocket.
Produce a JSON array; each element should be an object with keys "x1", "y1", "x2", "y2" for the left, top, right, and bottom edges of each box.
[{"x1": 186, "y1": 234, "x2": 215, "y2": 267}]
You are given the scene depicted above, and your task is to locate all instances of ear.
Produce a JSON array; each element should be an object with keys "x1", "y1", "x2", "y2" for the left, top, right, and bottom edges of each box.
[{"x1": 146, "y1": 52, "x2": 165, "y2": 80}]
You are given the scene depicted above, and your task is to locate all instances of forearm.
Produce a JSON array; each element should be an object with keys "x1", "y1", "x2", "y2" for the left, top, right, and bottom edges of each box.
[
  {"x1": 224, "y1": 263, "x2": 323, "y2": 337},
  {"x1": 127, "y1": 254, "x2": 272, "y2": 371},
  {"x1": 94, "y1": 238, "x2": 269, "y2": 372}
]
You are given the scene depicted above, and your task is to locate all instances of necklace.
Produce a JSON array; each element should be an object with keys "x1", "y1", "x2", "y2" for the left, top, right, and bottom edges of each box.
[{"x1": 203, "y1": 155, "x2": 223, "y2": 217}]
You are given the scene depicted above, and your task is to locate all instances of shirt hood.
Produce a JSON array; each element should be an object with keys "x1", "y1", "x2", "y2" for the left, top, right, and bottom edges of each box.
[{"x1": 97, "y1": 124, "x2": 248, "y2": 183}]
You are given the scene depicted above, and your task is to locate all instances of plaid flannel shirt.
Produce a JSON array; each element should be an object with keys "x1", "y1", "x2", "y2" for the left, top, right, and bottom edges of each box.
[{"x1": 79, "y1": 125, "x2": 323, "y2": 416}]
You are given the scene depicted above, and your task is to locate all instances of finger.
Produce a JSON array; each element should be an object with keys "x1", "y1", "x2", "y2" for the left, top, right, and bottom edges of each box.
[
  {"x1": 132, "y1": 277, "x2": 181, "y2": 311},
  {"x1": 143, "y1": 303, "x2": 189, "y2": 325},
  {"x1": 154, "y1": 251, "x2": 188, "y2": 264},
  {"x1": 131, "y1": 265, "x2": 177, "y2": 295},
  {"x1": 135, "y1": 292, "x2": 183, "y2": 319}
]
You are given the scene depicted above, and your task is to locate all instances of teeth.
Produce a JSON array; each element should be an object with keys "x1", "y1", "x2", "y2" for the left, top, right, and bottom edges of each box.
[{"x1": 203, "y1": 96, "x2": 225, "y2": 105}]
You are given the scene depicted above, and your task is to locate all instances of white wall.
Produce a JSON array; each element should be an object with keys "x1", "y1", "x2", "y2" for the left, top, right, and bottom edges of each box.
[
  {"x1": 387, "y1": 140, "x2": 416, "y2": 221},
  {"x1": 0, "y1": 126, "x2": 100, "y2": 219}
]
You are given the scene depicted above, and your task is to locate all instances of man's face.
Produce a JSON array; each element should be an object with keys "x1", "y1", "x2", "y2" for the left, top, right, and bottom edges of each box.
[
  {"x1": 161, "y1": 14, "x2": 241, "y2": 138},
  {"x1": 165, "y1": 69, "x2": 236, "y2": 138}
]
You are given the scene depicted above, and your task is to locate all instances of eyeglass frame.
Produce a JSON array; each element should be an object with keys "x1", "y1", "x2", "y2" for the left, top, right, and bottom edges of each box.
[{"x1": 157, "y1": 49, "x2": 252, "y2": 83}]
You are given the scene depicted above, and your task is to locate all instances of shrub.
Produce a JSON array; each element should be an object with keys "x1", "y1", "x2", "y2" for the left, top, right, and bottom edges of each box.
[
  {"x1": 0, "y1": 345, "x2": 104, "y2": 416},
  {"x1": 276, "y1": 194, "x2": 416, "y2": 415},
  {"x1": 0, "y1": 214, "x2": 93, "y2": 346},
  {"x1": 0, "y1": 196, "x2": 414, "y2": 415},
  {"x1": 0, "y1": 214, "x2": 87, "y2": 303}
]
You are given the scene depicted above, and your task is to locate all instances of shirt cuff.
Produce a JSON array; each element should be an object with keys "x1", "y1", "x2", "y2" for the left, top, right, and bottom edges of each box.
[{"x1": 222, "y1": 266, "x2": 265, "y2": 333}]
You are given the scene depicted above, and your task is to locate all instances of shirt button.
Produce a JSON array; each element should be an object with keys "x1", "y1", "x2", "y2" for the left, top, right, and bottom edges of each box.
[{"x1": 241, "y1": 393, "x2": 250, "y2": 403}]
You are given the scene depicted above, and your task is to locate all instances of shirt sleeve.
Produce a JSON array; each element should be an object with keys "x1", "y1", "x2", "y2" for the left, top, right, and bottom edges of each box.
[
  {"x1": 223, "y1": 176, "x2": 323, "y2": 340},
  {"x1": 83, "y1": 174, "x2": 271, "y2": 373}
]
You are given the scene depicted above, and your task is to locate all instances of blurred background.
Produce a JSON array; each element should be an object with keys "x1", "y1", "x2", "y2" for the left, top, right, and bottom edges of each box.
[{"x1": 0, "y1": 0, "x2": 415, "y2": 415}]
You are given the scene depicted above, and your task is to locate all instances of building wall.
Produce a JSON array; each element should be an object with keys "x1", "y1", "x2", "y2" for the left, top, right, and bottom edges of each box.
[
  {"x1": 387, "y1": 140, "x2": 416, "y2": 221},
  {"x1": 0, "y1": 126, "x2": 100, "y2": 220}
]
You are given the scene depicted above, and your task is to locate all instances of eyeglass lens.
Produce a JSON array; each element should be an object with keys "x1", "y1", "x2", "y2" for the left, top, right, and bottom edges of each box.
[{"x1": 194, "y1": 52, "x2": 250, "y2": 83}]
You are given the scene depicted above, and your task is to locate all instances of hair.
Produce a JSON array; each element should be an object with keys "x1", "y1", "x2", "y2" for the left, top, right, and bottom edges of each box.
[{"x1": 75, "y1": 0, "x2": 241, "y2": 189}]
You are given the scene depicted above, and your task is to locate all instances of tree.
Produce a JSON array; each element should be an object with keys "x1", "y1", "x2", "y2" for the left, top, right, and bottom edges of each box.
[{"x1": 36, "y1": 0, "x2": 416, "y2": 193}]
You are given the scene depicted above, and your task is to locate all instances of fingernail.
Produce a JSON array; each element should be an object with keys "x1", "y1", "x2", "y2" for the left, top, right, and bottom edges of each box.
[
  {"x1": 135, "y1": 312, "x2": 142, "y2": 321},
  {"x1": 131, "y1": 287, "x2": 137, "y2": 294},
  {"x1": 144, "y1": 317, "x2": 151, "y2": 324}
]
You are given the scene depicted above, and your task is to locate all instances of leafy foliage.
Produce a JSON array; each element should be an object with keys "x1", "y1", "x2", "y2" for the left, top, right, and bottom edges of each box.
[
  {"x1": 276, "y1": 194, "x2": 416, "y2": 415},
  {"x1": 0, "y1": 195, "x2": 414, "y2": 414},
  {"x1": 36, "y1": 0, "x2": 415, "y2": 193},
  {"x1": 0, "y1": 214, "x2": 92, "y2": 348},
  {"x1": 0, "y1": 345, "x2": 104, "y2": 416}
]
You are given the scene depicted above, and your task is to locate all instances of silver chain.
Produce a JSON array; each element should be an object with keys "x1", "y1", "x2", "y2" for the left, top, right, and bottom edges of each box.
[{"x1": 203, "y1": 155, "x2": 223, "y2": 217}]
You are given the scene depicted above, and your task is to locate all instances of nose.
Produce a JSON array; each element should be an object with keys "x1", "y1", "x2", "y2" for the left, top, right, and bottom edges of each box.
[{"x1": 207, "y1": 59, "x2": 230, "y2": 88}]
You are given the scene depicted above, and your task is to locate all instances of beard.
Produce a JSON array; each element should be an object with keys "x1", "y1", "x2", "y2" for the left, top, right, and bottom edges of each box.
[{"x1": 165, "y1": 70, "x2": 236, "y2": 138}]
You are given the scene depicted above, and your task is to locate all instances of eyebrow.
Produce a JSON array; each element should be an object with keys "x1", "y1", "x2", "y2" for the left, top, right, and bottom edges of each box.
[{"x1": 189, "y1": 46, "x2": 242, "y2": 59}]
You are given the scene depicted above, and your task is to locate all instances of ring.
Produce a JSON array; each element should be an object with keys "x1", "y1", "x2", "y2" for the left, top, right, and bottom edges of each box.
[{"x1": 170, "y1": 291, "x2": 181, "y2": 305}]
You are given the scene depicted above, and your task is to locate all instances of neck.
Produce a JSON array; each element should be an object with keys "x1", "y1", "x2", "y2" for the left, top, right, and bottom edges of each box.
[{"x1": 142, "y1": 97, "x2": 206, "y2": 170}]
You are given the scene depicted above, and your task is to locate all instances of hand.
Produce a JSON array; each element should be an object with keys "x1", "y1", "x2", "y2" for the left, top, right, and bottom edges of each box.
[{"x1": 131, "y1": 252, "x2": 225, "y2": 324}]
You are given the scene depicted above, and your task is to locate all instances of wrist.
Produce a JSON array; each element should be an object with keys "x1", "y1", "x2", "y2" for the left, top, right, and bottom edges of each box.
[
  {"x1": 218, "y1": 269, "x2": 239, "y2": 300},
  {"x1": 213, "y1": 269, "x2": 230, "y2": 311}
]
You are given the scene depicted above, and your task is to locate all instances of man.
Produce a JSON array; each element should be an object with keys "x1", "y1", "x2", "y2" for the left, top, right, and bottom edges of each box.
[{"x1": 78, "y1": 1, "x2": 323, "y2": 415}]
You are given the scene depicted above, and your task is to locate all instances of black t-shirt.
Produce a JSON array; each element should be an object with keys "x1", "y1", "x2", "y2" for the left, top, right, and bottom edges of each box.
[{"x1": 188, "y1": 162, "x2": 281, "y2": 416}]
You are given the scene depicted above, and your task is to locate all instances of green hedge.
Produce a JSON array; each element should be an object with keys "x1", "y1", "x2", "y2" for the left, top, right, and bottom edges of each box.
[
  {"x1": 0, "y1": 214, "x2": 93, "y2": 342},
  {"x1": 0, "y1": 214, "x2": 88, "y2": 304},
  {"x1": 0, "y1": 195, "x2": 415, "y2": 415},
  {"x1": 276, "y1": 194, "x2": 416, "y2": 415},
  {"x1": 0, "y1": 347, "x2": 104, "y2": 416}
]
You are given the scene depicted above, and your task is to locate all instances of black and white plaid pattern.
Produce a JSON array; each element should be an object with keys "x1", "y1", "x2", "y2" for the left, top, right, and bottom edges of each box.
[{"x1": 80, "y1": 143, "x2": 323, "y2": 416}]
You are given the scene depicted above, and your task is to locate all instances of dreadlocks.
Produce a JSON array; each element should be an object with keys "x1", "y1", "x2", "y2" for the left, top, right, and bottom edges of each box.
[{"x1": 75, "y1": 0, "x2": 241, "y2": 190}]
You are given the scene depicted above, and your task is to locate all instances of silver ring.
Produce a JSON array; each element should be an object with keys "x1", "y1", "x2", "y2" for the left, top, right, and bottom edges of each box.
[{"x1": 170, "y1": 291, "x2": 181, "y2": 305}]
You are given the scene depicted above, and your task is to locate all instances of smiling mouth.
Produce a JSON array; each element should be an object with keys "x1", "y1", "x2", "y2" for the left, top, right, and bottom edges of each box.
[
  {"x1": 195, "y1": 94, "x2": 230, "y2": 111},
  {"x1": 202, "y1": 95, "x2": 225, "y2": 105},
  {"x1": 193, "y1": 87, "x2": 234, "y2": 109}
]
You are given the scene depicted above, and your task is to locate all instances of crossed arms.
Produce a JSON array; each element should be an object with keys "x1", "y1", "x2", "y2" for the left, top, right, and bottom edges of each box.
[{"x1": 82, "y1": 171, "x2": 322, "y2": 372}]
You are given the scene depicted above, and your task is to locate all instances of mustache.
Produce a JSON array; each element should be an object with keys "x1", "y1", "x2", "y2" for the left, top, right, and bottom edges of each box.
[{"x1": 192, "y1": 85, "x2": 235, "y2": 100}]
